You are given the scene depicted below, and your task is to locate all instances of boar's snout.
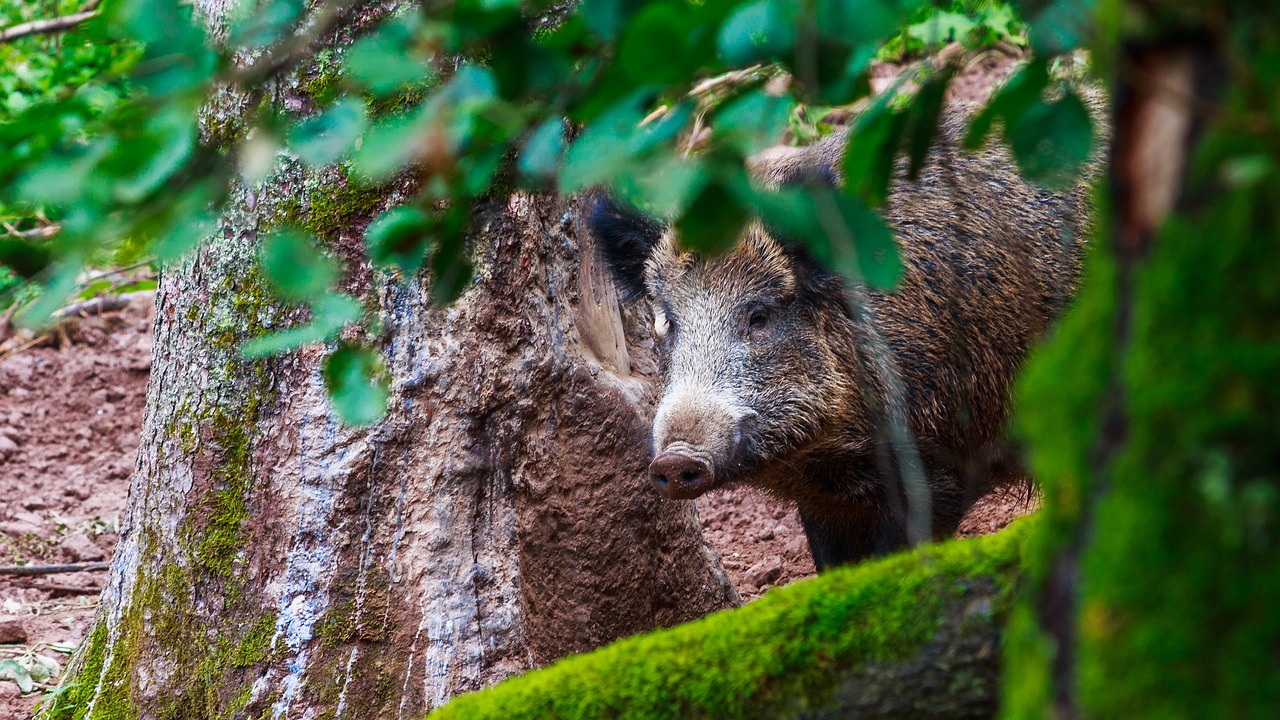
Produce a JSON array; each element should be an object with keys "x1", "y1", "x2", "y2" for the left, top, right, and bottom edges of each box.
[{"x1": 648, "y1": 450, "x2": 714, "y2": 500}]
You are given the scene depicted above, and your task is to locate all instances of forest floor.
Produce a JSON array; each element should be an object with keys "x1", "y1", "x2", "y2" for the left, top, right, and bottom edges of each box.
[{"x1": 0, "y1": 52, "x2": 1032, "y2": 718}]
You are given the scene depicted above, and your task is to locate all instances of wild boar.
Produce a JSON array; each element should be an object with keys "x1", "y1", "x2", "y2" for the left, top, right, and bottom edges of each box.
[{"x1": 589, "y1": 105, "x2": 1096, "y2": 569}]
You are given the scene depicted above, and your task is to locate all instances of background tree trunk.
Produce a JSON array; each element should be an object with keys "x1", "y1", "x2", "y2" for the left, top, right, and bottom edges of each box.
[
  {"x1": 44, "y1": 25, "x2": 736, "y2": 717},
  {"x1": 1004, "y1": 3, "x2": 1280, "y2": 718}
]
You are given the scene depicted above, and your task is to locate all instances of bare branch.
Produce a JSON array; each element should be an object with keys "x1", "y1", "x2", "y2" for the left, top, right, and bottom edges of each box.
[
  {"x1": 0, "y1": 0, "x2": 101, "y2": 44},
  {"x1": 0, "y1": 562, "x2": 109, "y2": 577}
]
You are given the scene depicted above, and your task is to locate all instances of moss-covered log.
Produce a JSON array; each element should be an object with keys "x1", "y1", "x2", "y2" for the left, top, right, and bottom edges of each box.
[{"x1": 431, "y1": 523, "x2": 1028, "y2": 720}]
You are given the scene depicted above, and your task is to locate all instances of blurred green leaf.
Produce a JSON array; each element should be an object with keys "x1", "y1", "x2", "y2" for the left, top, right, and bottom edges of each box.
[
  {"x1": 907, "y1": 11, "x2": 975, "y2": 46},
  {"x1": 344, "y1": 14, "x2": 432, "y2": 96},
  {"x1": 15, "y1": 260, "x2": 82, "y2": 330},
  {"x1": 259, "y1": 230, "x2": 340, "y2": 302},
  {"x1": 818, "y1": 190, "x2": 900, "y2": 290},
  {"x1": 0, "y1": 659, "x2": 33, "y2": 695},
  {"x1": 964, "y1": 58, "x2": 1049, "y2": 150},
  {"x1": 229, "y1": 0, "x2": 306, "y2": 50},
  {"x1": 905, "y1": 66, "x2": 953, "y2": 180},
  {"x1": 581, "y1": 0, "x2": 647, "y2": 40},
  {"x1": 115, "y1": 113, "x2": 198, "y2": 203},
  {"x1": 619, "y1": 4, "x2": 695, "y2": 84},
  {"x1": 715, "y1": 91, "x2": 791, "y2": 154},
  {"x1": 1031, "y1": 0, "x2": 1093, "y2": 55},
  {"x1": 289, "y1": 99, "x2": 368, "y2": 167},
  {"x1": 1008, "y1": 88, "x2": 1094, "y2": 189},
  {"x1": 351, "y1": 109, "x2": 427, "y2": 180},
  {"x1": 559, "y1": 99, "x2": 647, "y2": 193},
  {"x1": 366, "y1": 206, "x2": 432, "y2": 274},
  {"x1": 674, "y1": 179, "x2": 749, "y2": 255},
  {"x1": 518, "y1": 117, "x2": 565, "y2": 182},
  {"x1": 0, "y1": 239, "x2": 54, "y2": 279},
  {"x1": 843, "y1": 96, "x2": 908, "y2": 207},
  {"x1": 241, "y1": 293, "x2": 362, "y2": 357},
  {"x1": 323, "y1": 343, "x2": 390, "y2": 426},
  {"x1": 718, "y1": 0, "x2": 796, "y2": 67},
  {"x1": 430, "y1": 218, "x2": 473, "y2": 304},
  {"x1": 816, "y1": 0, "x2": 900, "y2": 46}
]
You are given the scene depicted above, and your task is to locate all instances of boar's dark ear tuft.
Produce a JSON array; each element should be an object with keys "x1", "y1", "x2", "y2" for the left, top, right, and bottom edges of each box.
[{"x1": 587, "y1": 194, "x2": 665, "y2": 303}]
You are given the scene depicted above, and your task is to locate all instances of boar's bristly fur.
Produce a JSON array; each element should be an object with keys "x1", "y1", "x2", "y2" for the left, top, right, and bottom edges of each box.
[{"x1": 588, "y1": 102, "x2": 1100, "y2": 571}]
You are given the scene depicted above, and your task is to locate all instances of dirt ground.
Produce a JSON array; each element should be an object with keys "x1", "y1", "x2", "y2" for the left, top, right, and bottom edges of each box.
[
  {"x1": 0, "y1": 296, "x2": 151, "y2": 717},
  {"x1": 0, "y1": 52, "x2": 1033, "y2": 718}
]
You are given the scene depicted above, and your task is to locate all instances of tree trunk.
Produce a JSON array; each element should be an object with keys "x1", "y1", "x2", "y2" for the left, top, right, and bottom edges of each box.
[
  {"x1": 1004, "y1": 5, "x2": 1280, "y2": 719},
  {"x1": 45, "y1": 35, "x2": 736, "y2": 720}
]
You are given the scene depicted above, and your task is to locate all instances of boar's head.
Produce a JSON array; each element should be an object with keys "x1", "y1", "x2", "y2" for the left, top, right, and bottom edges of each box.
[{"x1": 589, "y1": 195, "x2": 861, "y2": 501}]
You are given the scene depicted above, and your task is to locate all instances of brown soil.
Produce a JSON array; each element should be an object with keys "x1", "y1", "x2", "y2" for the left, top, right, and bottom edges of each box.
[
  {"x1": 0, "y1": 52, "x2": 1035, "y2": 717},
  {"x1": 0, "y1": 295, "x2": 152, "y2": 718}
]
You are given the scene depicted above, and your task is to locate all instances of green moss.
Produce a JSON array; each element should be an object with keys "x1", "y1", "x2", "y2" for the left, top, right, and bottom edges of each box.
[
  {"x1": 315, "y1": 599, "x2": 358, "y2": 648},
  {"x1": 193, "y1": 417, "x2": 252, "y2": 579},
  {"x1": 1004, "y1": 30, "x2": 1280, "y2": 716},
  {"x1": 430, "y1": 524, "x2": 1028, "y2": 720},
  {"x1": 303, "y1": 168, "x2": 391, "y2": 240},
  {"x1": 232, "y1": 614, "x2": 279, "y2": 668},
  {"x1": 43, "y1": 625, "x2": 109, "y2": 720}
]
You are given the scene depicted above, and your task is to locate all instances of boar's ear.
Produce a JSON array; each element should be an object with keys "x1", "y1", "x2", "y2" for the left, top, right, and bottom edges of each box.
[
  {"x1": 751, "y1": 132, "x2": 843, "y2": 190},
  {"x1": 588, "y1": 194, "x2": 665, "y2": 303}
]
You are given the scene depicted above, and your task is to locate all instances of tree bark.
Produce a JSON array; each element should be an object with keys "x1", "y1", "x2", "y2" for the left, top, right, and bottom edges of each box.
[{"x1": 44, "y1": 14, "x2": 736, "y2": 716}]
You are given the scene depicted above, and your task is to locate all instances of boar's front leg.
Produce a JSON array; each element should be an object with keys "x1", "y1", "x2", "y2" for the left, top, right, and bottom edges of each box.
[{"x1": 797, "y1": 505, "x2": 906, "y2": 571}]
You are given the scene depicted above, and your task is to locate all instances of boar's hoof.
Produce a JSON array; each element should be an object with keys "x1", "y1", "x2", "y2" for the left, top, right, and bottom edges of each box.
[{"x1": 649, "y1": 451, "x2": 714, "y2": 500}]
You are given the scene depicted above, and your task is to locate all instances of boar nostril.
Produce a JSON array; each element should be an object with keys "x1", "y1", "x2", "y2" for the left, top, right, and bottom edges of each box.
[{"x1": 648, "y1": 451, "x2": 714, "y2": 500}]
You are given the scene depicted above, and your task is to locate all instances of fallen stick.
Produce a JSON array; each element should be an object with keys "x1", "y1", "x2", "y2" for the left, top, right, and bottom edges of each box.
[{"x1": 0, "y1": 562, "x2": 109, "y2": 577}]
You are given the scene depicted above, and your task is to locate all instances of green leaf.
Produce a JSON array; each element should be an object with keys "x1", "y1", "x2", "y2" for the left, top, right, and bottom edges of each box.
[
  {"x1": 618, "y1": 4, "x2": 694, "y2": 85},
  {"x1": 674, "y1": 179, "x2": 749, "y2": 255},
  {"x1": 241, "y1": 294, "x2": 362, "y2": 358},
  {"x1": 581, "y1": 0, "x2": 647, "y2": 40},
  {"x1": 518, "y1": 118, "x2": 565, "y2": 182},
  {"x1": 344, "y1": 15, "x2": 432, "y2": 96},
  {"x1": 1031, "y1": 0, "x2": 1093, "y2": 56},
  {"x1": 0, "y1": 659, "x2": 33, "y2": 694},
  {"x1": 843, "y1": 98, "x2": 908, "y2": 207},
  {"x1": 15, "y1": 261, "x2": 82, "y2": 331},
  {"x1": 907, "y1": 11, "x2": 976, "y2": 46},
  {"x1": 323, "y1": 343, "x2": 389, "y2": 426},
  {"x1": 351, "y1": 109, "x2": 428, "y2": 180},
  {"x1": 815, "y1": 0, "x2": 900, "y2": 46},
  {"x1": 817, "y1": 191, "x2": 900, "y2": 290},
  {"x1": 717, "y1": 0, "x2": 796, "y2": 67},
  {"x1": 714, "y1": 91, "x2": 791, "y2": 155},
  {"x1": 366, "y1": 207, "x2": 432, "y2": 274},
  {"x1": 0, "y1": 239, "x2": 54, "y2": 279},
  {"x1": 1008, "y1": 89, "x2": 1094, "y2": 189},
  {"x1": 430, "y1": 221, "x2": 473, "y2": 304},
  {"x1": 905, "y1": 66, "x2": 953, "y2": 180},
  {"x1": 259, "y1": 230, "x2": 340, "y2": 302},
  {"x1": 115, "y1": 113, "x2": 198, "y2": 204},
  {"x1": 229, "y1": 0, "x2": 306, "y2": 50},
  {"x1": 559, "y1": 99, "x2": 647, "y2": 193},
  {"x1": 289, "y1": 99, "x2": 368, "y2": 167},
  {"x1": 963, "y1": 58, "x2": 1049, "y2": 150}
]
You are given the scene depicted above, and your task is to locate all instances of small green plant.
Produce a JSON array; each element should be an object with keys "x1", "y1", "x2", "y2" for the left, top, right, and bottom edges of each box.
[{"x1": 879, "y1": 1, "x2": 1027, "y2": 61}]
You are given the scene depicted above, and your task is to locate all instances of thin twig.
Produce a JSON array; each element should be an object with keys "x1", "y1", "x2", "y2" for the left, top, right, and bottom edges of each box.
[
  {"x1": 52, "y1": 294, "x2": 131, "y2": 319},
  {"x1": 0, "y1": 0, "x2": 101, "y2": 44},
  {"x1": 0, "y1": 224, "x2": 61, "y2": 240},
  {"x1": 0, "y1": 562, "x2": 109, "y2": 577}
]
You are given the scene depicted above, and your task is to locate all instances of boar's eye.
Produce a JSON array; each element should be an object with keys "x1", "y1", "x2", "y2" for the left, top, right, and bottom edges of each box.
[{"x1": 743, "y1": 305, "x2": 769, "y2": 337}]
